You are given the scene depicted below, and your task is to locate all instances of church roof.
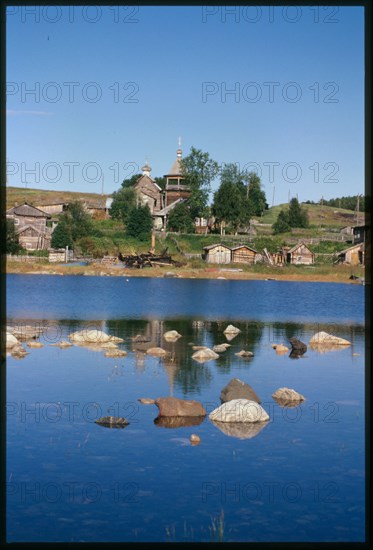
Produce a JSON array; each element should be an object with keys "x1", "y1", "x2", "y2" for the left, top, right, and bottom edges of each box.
[{"x1": 135, "y1": 174, "x2": 162, "y2": 191}]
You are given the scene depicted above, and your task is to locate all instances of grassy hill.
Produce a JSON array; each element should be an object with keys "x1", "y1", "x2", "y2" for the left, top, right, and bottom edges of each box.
[
  {"x1": 5, "y1": 186, "x2": 112, "y2": 210},
  {"x1": 255, "y1": 202, "x2": 364, "y2": 228}
]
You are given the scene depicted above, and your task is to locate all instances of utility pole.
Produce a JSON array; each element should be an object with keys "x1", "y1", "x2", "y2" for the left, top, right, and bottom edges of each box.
[
  {"x1": 355, "y1": 194, "x2": 360, "y2": 225},
  {"x1": 272, "y1": 186, "x2": 275, "y2": 207}
]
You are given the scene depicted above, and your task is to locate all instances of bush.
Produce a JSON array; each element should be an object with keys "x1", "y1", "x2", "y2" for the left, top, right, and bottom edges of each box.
[{"x1": 126, "y1": 204, "x2": 153, "y2": 242}]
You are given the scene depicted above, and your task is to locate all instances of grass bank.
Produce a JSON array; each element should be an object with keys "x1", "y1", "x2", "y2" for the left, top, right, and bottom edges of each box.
[{"x1": 6, "y1": 259, "x2": 365, "y2": 284}]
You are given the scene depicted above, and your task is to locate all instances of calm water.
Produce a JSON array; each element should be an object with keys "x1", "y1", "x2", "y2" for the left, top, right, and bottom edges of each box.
[{"x1": 6, "y1": 274, "x2": 365, "y2": 542}]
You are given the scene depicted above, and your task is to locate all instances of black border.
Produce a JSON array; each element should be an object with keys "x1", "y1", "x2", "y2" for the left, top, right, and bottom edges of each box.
[{"x1": 0, "y1": 1, "x2": 371, "y2": 548}]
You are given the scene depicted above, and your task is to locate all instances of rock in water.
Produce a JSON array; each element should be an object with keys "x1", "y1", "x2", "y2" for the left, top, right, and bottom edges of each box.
[
  {"x1": 155, "y1": 397, "x2": 206, "y2": 417},
  {"x1": 190, "y1": 434, "x2": 201, "y2": 445},
  {"x1": 138, "y1": 398, "x2": 155, "y2": 405},
  {"x1": 95, "y1": 416, "x2": 129, "y2": 428},
  {"x1": 220, "y1": 378, "x2": 261, "y2": 404},
  {"x1": 69, "y1": 330, "x2": 123, "y2": 344},
  {"x1": 6, "y1": 333, "x2": 20, "y2": 349},
  {"x1": 272, "y1": 387, "x2": 305, "y2": 406},
  {"x1": 235, "y1": 350, "x2": 254, "y2": 358},
  {"x1": 309, "y1": 331, "x2": 351, "y2": 346},
  {"x1": 288, "y1": 337, "x2": 307, "y2": 357},
  {"x1": 163, "y1": 330, "x2": 182, "y2": 342},
  {"x1": 26, "y1": 341, "x2": 44, "y2": 348},
  {"x1": 272, "y1": 344, "x2": 289, "y2": 353},
  {"x1": 223, "y1": 324, "x2": 241, "y2": 335},
  {"x1": 209, "y1": 399, "x2": 269, "y2": 423},
  {"x1": 213, "y1": 344, "x2": 231, "y2": 353},
  {"x1": 192, "y1": 348, "x2": 219, "y2": 362}
]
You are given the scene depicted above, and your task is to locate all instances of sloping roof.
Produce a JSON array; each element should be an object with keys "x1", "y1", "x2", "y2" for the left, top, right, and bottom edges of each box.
[
  {"x1": 338, "y1": 243, "x2": 364, "y2": 255},
  {"x1": 36, "y1": 200, "x2": 68, "y2": 206},
  {"x1": 155, "y1": 198, "x2": 185, "y2": 216},
  {"x1": 167, "y1": 157, "x2": 182, "y2": 176},
  {"x1": 15, "y1": 224, "x2": 45, "y2": 236},
  {"x1": 287, "y1": 241, "x2": 313, "y2": 254},
  {"x1": 203, "y1": 243, "x2": 231, "y2": 251},
  {"x1": 231, "y1": 245, "x2": 257, "y2": 253},
  {"x1": 135, "y1": 174, "x2": 162, "y2": 191},
  {"x1": 6, "y1": 203, "x2": 51, "y2": 218}
]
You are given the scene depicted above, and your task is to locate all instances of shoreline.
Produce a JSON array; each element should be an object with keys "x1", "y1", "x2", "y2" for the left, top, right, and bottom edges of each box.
[{"x1": 5, "y1": 261, "x2": 365, "y2": 284}]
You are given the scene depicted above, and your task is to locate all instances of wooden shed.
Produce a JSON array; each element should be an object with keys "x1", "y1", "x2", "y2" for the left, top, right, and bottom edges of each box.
[
  {"x1": 203, "y1": 244, "x2": 232, "y2": 264},
  {"x1": 231, "y1": 245, "x2": 257, "y2": 264},
  {"x1": 286, "y1": 242, "x2": 314, "y2": 265},
  {"x1": 337, "y1": 243, "x2": 364, "y2": 266}
]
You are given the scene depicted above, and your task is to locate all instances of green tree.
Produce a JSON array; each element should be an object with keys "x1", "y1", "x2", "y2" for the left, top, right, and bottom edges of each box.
[
  {"x1": 154, "y1": 176, "x2": 166, "y2": 191},
  {"x1": 109, "y1": 187, "x2": 136, "y2": 223},
  {"x1": 121, "y1": 173, "x2": 142, "y2": 188},
  {"x1": 51, "y1": 221, "x2": 73, "y2": 248},
  {"x1": 272, "y1": 209, "x2": 291, "y2": 234},
  {"x1": 67, "y1": 201, "x2": 94, "y2": 241},
  {"x1": 212, "y1": 163, "x2": 253, "y2": 233},
  {"x1": 247, "y1": 172, "x2": 268, "y2": 215},
  {"x1": 167, "y1": 202, "x2": 195, "y2": 233},
  {"x1": 180, "y1": 147, "x2": 219, "y2": 218},
  {"x1": 5, "y1": 219, "x2": 21, "y2": 254},
  {"x1": 126, "y1": 204, "x2": 153, "y2": 242},
  {"x1": 288, "y1": 197, "x2": 309, "y2": 228}
]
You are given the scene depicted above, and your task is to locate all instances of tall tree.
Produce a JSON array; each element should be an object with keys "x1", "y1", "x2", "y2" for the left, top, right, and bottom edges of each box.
[
  {"x1": 247, "y1": 172, "x2": 268, "y2": 215},
  {"x1": 180, "y1": 147, "x2": 219, "y2": 219},
  {"x1": 67, "y1": 201, "x2": 94, "y2": 241},
  {"x1": 272, "y1": 209, "x2": 291, "y2": 234},
  {"x1": 272, "y1": 197, "x2": 309, "y2": 234},
  {"x1": 51, "y1": 220, "x2": 73, "y2": 248},
  {"x1": 288, "y1": 197, "x2": 309, "y2": 228},
  {"x1": 109, "y1": 187, "x2": 136, "y2": 223},
  {"x1": 126, "y1": 204, "x2": 153, "y2": 242},
  {"x1": 212, "y1": 163, "x2": 253, "y2": 233}
]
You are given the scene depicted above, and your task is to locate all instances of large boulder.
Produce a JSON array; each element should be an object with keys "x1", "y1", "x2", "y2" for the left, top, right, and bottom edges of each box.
[
  {"x1": 289, "y1": 337, "x2": 307, "y2": 357},
  {"x1": 272, "y1": 387, "x2": 305, "y2": 407},
  {"x1": 69, "y1": 329, "x2": 123, "y2": 344},
  {"x1": 309, "y1": 331, "x2": 351, "y2": 346},
  {"x1": 210, "y1": 420, "x2": 268, "y2": 440},
  {"x1": 209, "y1": 399, "x2": 269, "y2": 423},
  {"x1": 154, "y1": 397, "x2": 206, "y2": 417},
  {"x1": 6, "y1": 333, "x2": 20, "y2": 349},
  {"x1": 11, "y1": 325, "x2": 44, "y2": 340},
  {"x1": 192, "y1": 348, "x2": 219, "y2": 363},
  {"x1": 220, "y1": 378, "x2": 261, "y2": 404},
  {"x1": 26, "y1": 341, "x2": 44, "y2": 348}
]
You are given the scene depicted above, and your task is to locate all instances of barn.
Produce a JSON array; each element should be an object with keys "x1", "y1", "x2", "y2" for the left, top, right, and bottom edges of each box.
[
  {"x1": 231, "y1": 245, "x2": 257, "y2": 264},
  {"x1": 286, "y1": 242, "x2": 314, "y2": 265},
  {"x1": 203, "y1": 244, "x2": 232, "y2": 264}
]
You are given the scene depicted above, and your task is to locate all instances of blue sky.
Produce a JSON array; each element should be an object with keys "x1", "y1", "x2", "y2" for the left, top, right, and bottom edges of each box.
[{"x1": 6, "y1": 5, "x2": 364, "y2": 205}]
